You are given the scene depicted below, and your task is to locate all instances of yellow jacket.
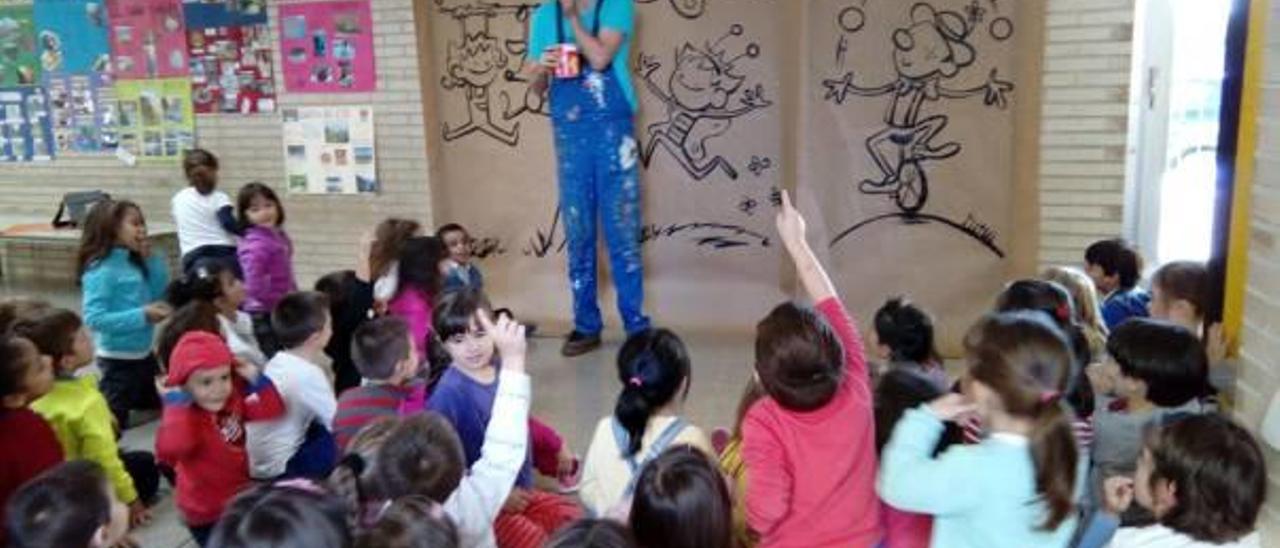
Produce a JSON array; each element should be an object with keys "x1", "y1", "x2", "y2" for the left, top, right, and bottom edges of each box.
[{"x1": 31, "y1": 375, "x2": 137, "y2": 503}]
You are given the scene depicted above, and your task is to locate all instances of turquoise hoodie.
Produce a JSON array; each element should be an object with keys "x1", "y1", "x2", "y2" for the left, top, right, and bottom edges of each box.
[{"x1": 80, "y1": 247, "x2": 169, "y2": 357}]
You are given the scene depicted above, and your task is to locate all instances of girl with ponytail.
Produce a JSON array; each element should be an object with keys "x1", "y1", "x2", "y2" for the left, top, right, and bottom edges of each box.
[
  {"x1": 579, "y1": 328, "x2": 712, "y2": 517},
  {"x1": 164, "y1": 261, "x2": 266, "y2": 368},
  {"x1": 878, "y1": 311, "x2": 1080, "y2": 547}
]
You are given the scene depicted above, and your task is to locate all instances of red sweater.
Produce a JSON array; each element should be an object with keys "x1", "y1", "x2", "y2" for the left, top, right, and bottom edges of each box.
[
  {"x1": 156, "y1": 376, "x2": 285, "y2": 526},
  {"x1": 0, "y1": 408, "x2": 63, "y2": 544},
  {"x1": 743, "y1": 297, "x2": 881, "y2": 547}
]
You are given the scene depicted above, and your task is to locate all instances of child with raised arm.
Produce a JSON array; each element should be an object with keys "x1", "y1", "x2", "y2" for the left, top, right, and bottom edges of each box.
[{"x1": 741, "y1": 191, "x2": 880, "y2": 547}]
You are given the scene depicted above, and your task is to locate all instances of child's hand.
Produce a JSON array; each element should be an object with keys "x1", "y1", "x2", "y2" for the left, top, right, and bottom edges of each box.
[
  {"x1": 503, "y1": 488, "x2": 531, "y2": 513},
  {"x1": 128, "y1": 500, "x2": 151, "y2": 528},
  {"x1": 774, "y1": 190, "x2": 807, "y2": 249},
  {"x1": 356, "y1": 229, "x2": 375, "y2": 282},
  {"x1": 559, "y1": 0, "x2": 579, "y2": 17},
  {"x1": 234, "y1": 358, "x2": 260, "y2": 383},
  {"x1": 1102, "y1": 476, "x2": 1135, "y2": 515},
  {"x1": 1206, "y1": 322, "x2": 1228, "y2": 364},
  {"x1": 154, "y1": 375, "x2": 185, "y2": 402},
  {"x1": 477, "y1": 310, "x2": 526, "y2": 373},
  {"x1": 541, "y1": 47, "x2": 559, "y2": 69},
  {"x1": 927, "y1": 393, "x2": 977, "y2": 423},
  {"x1": 144, "y1": 302, "x2": 172, "y2": 323}
]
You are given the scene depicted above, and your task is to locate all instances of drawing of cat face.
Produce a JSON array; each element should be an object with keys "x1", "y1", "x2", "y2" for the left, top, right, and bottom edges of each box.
[
  {"x1": 892, "y1": 3, "x2": 974, "y2": 80},
  {"x1": 670, "y1": 43, "x2": 743, "y2": 111},
  {"x1": 448, "y1": 33, "x2": 507, "y2": 87}
]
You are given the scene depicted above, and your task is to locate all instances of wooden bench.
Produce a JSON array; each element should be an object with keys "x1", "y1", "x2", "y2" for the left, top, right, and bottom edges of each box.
[{"x1": 0, "y1": 223, "x2": 178, "y2": 289}]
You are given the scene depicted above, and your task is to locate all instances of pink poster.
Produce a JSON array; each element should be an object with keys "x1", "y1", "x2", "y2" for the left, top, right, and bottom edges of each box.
[
  {"x1": 107, "y1": 0, "x2": 190, "y2": 79},
  {"x1": 278, "y1": 1, "x2": 376, "y2": 93}
]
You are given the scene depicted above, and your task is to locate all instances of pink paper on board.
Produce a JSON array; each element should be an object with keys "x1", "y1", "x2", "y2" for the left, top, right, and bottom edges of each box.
[
  {"x1": 107, "y1": 0, "x2": 190, "y2": 80},
  {"x1": 278, "y1": 1, "x2": 377, "y2": 93}
]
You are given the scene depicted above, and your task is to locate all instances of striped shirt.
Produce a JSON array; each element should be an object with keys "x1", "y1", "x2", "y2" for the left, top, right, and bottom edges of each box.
[{"x1": 333, "y1": 383, "x2": 425, "y2": 451}]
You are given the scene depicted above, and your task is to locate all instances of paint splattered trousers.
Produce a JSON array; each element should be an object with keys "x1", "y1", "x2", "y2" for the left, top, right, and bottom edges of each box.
[{"x1": 551, "y1": 68, "x2": 651, "y2": 336}]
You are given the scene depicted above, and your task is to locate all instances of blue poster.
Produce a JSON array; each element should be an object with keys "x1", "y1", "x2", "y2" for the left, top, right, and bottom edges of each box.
[
  {"x1": 33, "y1": 0, "x2": 110, "y2": 74},
  {"x1": 0, "y1": 87, "x2": 55, "y2": 162},
  {"x1": 182, "y1": 0, "x2": 267, "y2": 28},
  {"x1": 45, "y1": 72, "x2": 115, "y2": 152}
]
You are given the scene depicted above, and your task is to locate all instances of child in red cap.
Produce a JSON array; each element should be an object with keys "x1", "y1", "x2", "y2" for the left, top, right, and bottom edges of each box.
[{"x1": 155, "y1": 331, "x2": 285, "y2": 546}]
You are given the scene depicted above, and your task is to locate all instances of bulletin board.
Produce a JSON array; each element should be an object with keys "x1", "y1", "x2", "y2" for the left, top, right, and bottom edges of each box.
[
  {"x1": 183, "y1": 0, "x2": 275, "y2": 113},
  {"x1": 281, "y1": 105, "x2": 378, "y2": 194},
  {"x1": 0, "y1": 86, "x2": 54, "y2": 161},
  {"x1": 106, "y1": 0, "x2": 189, "y2": 79},
  {"x1": 0, "y1": 2, "x2": 41, "y2": 86},
  {"x1": 45, "y1": 71, "x2": 116, "y2": 152},
  {"x1": 278, "y1": 1, "x2": 376, "y2": 93},
  {"x1": 114, "y1": 77, "x2": 194, "y2": 164},
  {"x1": 32, "y1": 0, "x2": 111, "y2": 75}
]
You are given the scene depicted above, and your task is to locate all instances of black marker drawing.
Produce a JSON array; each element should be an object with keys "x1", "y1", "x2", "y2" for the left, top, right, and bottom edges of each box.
[
  {"x1": 636, "y1": 0, "x2": 707, "y2": 19},
  {"x1": 747, "y1": 155, "x2": 773, "y2": 177},
  {"x1": 738, "y1": 195, "x2": 758, "y2": 215},
  {"x1": 830, "y1": 211, "x2": 1004, "y2": 258},
  {"x1": 822, "y1": 1, "x2": 1013, "y2": 214},
  {"x1": 436, "y1": 1, "x2": 547, "y2": 147},
  {"x1": 523, "y1": 205, "x2": 769, "y2": 258},
  {"x1": 636, "y1": 24, "x2": 772, "y2": 181}
]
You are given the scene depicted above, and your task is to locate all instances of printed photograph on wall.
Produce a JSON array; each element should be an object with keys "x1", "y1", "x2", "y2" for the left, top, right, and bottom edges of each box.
[
  {"x1": 278, "y1": 1, "x2": 376, "y2": 93},
  {"x1": 106, "y1": 0, "x2": 189, "y2": 79},
  {"x1": 0, "y1": 3, "x2": 40, "y2": 86},
  {"x1": 0, "y1": 86, "x2": 54, "y2": 161},
  {"x1": 32, "y1": 0, "x2": 110, "y2": 75},
  {"x1": 45, "y1": 72, "x2": 116, "y2": 152},
  {"x1": 114, "y1": 77, "x2": 194, "y2": 163},
  {"x1": 281, "y1": 105, "x2": 378, "y2": 194},
  {"x1": 183, "y1": 0, "x2": 274, "y2": 113}
]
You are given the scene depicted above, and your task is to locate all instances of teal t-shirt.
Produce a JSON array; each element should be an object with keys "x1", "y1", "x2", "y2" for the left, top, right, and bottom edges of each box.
[{"x1": 526, "y1": 0, "x2": 636, "y2": 113}]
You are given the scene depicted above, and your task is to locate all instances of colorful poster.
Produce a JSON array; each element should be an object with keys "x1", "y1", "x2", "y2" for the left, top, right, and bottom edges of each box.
[
  {"x1": 114, "y1": 78, "x2": 193, "y2": 163},
  {"x1": 278, "y1": 1, "x2": 376, "y2": 93},
  {"x1": 0, "y1": 3, "x2": 40, "y2": 85},
  {"x1": 106, "y1": 0, "x2": 189, "y2": 79},
  {"x1": 0, "y1": 86, "x2": 54, "y2": 161},
  {"x1": 281, "y1": 105, "x2": 377, "y2": 194},
  {"x1": 33, "y1": 0, "x2": 110, "y2": 74},
  {"x1": 183, "y1": 0, "x2": 274, "y2": 113},
  {"x1": 45, "y1": 72, "x2": 115, "y2": 152}
]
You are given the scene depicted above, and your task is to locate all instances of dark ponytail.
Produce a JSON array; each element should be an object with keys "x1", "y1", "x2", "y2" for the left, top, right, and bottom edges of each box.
[
  {"x1": 1029, "y1": 398, "x2": 1078, "y2": 530},
  {"x1": 614, "y1": 328, "x2": 691, "y2": 457},
  {"x1": 165, "y1": 262, "x2": 232, "y2": 309},
  {"x1": 873, "y1": 297, "x2": 938, "y2": 364}
]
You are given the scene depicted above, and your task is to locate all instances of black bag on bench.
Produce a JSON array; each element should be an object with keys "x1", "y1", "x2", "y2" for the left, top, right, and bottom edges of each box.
[{"x1": 52, "y1": 191, "x2": 110, "y2": 228}]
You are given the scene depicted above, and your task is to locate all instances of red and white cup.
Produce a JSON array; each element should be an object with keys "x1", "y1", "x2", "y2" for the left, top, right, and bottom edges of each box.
[{"x1": 550, "y1": 43, "x2": 581, "y2": 79}]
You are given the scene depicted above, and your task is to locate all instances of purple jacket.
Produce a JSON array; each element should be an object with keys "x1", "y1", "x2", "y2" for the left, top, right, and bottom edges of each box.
[{"x1": 238, "y1": 226, "x2": 296, "y2": 313}]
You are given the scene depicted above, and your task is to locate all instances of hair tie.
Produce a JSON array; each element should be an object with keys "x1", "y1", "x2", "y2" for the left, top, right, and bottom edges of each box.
[
  {"x1": 628, "y1": 376, "x2": 643, "y2": 388},
  {"x1": 275, "y1": 478, "x2": 324, "y2": 495},
  {"x1": 1039, "y1": 390, "x2": 1060, "y2": 404},
  {"x1": 1054, "y1": 302, "x2": 1070, "y2": 323}
]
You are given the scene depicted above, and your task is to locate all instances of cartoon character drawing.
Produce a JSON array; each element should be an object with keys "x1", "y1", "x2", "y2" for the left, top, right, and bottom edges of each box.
[
  {"x1": 636, "y1": 0, "x2": 707, "y2": 19},
  {"x1": 438, "y1": 2, "x2": 546, "y2": 147},
  {"x1": 823, "y1": 2, "x2": 1013, "y2": 213},
  {"x1": 39, "y1": 31, "x2": 61, "y2": 72},
  {"x1": 637, "y1": 25, "x2": 771, "y2": 181}
]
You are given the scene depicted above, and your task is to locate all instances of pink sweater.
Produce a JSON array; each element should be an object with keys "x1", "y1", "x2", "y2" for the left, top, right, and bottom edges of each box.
[
  {"x1": 743, "y1": 297, "x2": 881, "y2": 547},
  {"x1": 387, "y1": 287, "x2": 432, "y2": 359}
]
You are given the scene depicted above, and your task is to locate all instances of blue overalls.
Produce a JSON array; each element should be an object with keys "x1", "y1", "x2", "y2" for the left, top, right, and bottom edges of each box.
[{"x1": 549, "y1": 1, "x2": 650, "y2": 336}]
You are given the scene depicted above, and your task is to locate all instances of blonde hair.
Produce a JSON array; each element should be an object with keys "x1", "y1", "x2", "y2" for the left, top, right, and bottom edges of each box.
[{"x1": 1041, "y1": 266, "x2": 1107, "y2": 359}]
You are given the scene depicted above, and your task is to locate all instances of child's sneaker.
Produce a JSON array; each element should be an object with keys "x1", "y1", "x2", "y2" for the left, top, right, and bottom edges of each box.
[{"x1": 557, "y1": 455, "x2": 582, "y2": 494}]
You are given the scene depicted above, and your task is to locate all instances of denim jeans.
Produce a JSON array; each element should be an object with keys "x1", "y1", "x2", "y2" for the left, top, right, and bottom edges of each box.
[{"x1": 551, "y1": 67, "x2": 650, "y2": 336}]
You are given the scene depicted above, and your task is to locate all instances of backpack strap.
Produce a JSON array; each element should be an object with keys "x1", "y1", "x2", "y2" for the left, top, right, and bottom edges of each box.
[{"x1": 612, "y1": 416, "x2": 689, "y2": 498}]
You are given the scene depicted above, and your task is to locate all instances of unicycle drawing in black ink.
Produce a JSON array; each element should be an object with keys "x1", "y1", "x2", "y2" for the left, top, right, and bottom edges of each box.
[{"x1": 823, "y1": 2, "x2": 1013, "y2": 215}]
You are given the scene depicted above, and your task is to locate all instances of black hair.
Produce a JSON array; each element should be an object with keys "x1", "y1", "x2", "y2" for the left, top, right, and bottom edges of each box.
[
  {"x1": 352, "y1": 316, "x2": 411, "y2": 381},
  {"x1": 1085, "y1": 238, "x2": 1143, "y2": 290},
  {"x1": 873, "y1": 368, "x2": 962, "y2": 456},
  {"x1": 315, "y1": 270, "x2": 357, "y2": 313},
  {"x1": 754, "y1": 302, "x2": 845, "y2": 412},
  {"x1": 272, "y1": 291, "x2": 331, "y2": 349},
  {"x1": 630, "y1": 446, "x2": 732, "y2": 548},
  {"x1": 183, "y1": 149, "x2": 220, "y2": 194},
  {"x1": 873, "y1": 297, "x2": 938, "y2": 364},
  {"x1": 1145, "y1": 414, "x2": 1266, "y2": 543},
  {"x1": 6, "y1": 461, "x2": 112, "y2": 548},
  {"x1": 398, "y1": 236, "x2": 446, "y2": 298},
  {"x1": 995, "y1": 279, "x2": 1095, "y2": 417},
  {"x1": 1106, "y1": 319, "x2": 1208, "y2": 407},
  {"x1": 548, "y1": 519, "x2": 638, "y2": 548},
  {"x1": 0, "y1": 334, "x2": 39, "y2": 401},
  {"x1": 166, "y1": 261, "x2": 235, "y2": 309},
  {"x1": 615, "y1": 328, "x2": 692, "y2": 456},
  {"x1": 156, "y1": 302, "x2": 222, "y2": 368},
  {"x1": 432, "y1": 288, "x2": 489, "y2": 342},
  {"x1": 76, "y1": 199, "x2": 149, "y2": 282},
  {"x1": 236, "y1": 182, "x2": 285, "y2": 228},
  {"x1": 209, "y1": 481, "x2": 352, "y2": 548},
  {"x1": 10, "y1": 308, "x2": 80, "y2": 368},
  {"x1": 435, "y1": 223, "x2": 468, "y2": 241}
]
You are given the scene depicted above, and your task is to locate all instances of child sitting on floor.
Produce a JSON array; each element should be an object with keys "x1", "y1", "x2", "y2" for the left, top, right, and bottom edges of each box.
[
  {"x1": 870, "y1": 296, "x2": 948, "y2": 388},
  {"x1": 0, "y1": 333, "x2": 61, "y2": 545},
  {"x1": 629, "y1": 446, "x2": 733, "y2": 548},
  {"x1": 5, "y1": 461, "x2": 132, "y2": 548},
  {"x1": 1085, "y1": 238, "x2": 1150, "y2": 329},
  {"x1": 333, "y1": 316, "x2": 426, "y2": 450}
]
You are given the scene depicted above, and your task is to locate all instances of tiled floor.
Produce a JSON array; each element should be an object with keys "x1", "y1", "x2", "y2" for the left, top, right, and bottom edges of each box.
[{"x1": 3, "y1": 280, "x2": 755, "y2": 547}]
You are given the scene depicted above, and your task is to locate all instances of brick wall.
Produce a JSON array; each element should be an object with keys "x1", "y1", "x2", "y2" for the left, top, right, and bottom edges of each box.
[
  {"x1": 1036, "y1": 0, "x2": 1135, "y2": 268},
  {"x1": 0, "y1": 0, "x2": 432, "y2": 287},
  {"x1": 1234, "y1": 1, "x2": 1280, "y2": 538}
]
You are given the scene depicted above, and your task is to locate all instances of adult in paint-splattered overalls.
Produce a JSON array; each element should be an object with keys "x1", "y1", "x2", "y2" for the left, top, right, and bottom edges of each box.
[{"x1": 528, "y1": 0, "x2": 649, "y2": 356}]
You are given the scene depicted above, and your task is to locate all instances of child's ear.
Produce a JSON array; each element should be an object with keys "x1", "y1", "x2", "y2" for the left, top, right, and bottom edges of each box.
[
  {"x1": 1154, "y1": 479, "x2": 1178, "y2": 516},
  {"x1": 1171, "y1": 299, "x2": 1200, "y2": 322}
]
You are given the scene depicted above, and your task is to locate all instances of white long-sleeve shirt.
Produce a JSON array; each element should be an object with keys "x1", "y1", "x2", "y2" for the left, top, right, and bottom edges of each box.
[
  {"x1": 445, "y1": 369, "x2": 530, "y2": 548},
  {"x1": 246, "y1": 351, "x2": 337, "y2": 479},
  {"x1": 218, "y1": 311, "x2": 267, "y2": 367}
]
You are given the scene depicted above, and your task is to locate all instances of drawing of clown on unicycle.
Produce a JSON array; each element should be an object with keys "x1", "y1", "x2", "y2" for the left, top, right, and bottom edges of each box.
[{"x1": 823, "y1": 2, "x2": 1013, "y2": 215}]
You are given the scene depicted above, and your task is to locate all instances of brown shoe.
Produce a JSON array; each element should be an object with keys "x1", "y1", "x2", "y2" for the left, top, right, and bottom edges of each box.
[{"x1": 561, "y1": 331, "x2": 602, "y2": 357}]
